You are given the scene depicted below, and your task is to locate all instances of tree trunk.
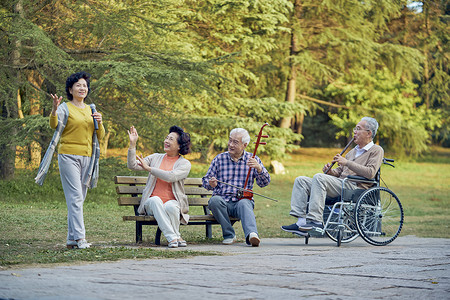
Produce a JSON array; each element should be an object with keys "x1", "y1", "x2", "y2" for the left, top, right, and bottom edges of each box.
[
  {"x1": 423, "y1": 1, "x2": 431, "y2": 109},
  {"x1": 1, "y1": 0, "x2": 23, "y2": 179},
  {"x1": 280, "y1": 0, "x2": 302, "y2": 129},
  {"x1": 423, "y1": 48, "x2": 430, "y2": 109},
  {"x1": 101, "y1": 130, "x2": 110, "y2": 158},
  {"x1": 28, "y1": 71, "x2": 44, "y2": 167},
  {"x1": 280, "y1": 54, "x2": 297, "y2": 128},
  {"x1": 294, "y1": 112, "x2": 304, "y2": 136},
  {"x1": 206, "y1": 140, "x2": 216, "y2": 162}
]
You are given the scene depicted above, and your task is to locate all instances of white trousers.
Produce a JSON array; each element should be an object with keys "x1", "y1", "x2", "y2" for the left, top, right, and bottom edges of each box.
[
  {"x1": 144, "y1": 196, "x2": 180, "y2": 243},
  {"x1": 58, "y1": 154, "x2": 90, "y2": 241}
]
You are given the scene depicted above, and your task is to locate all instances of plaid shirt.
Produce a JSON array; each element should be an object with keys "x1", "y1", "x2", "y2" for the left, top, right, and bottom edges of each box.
[{"x1": 202, "y1": 151, "x2": 271, "y2": 202}]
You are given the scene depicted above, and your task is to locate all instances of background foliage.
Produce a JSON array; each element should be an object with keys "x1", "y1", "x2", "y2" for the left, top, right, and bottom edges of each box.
[{"x1": 0, "y1": 0, "x2": 448, "y2": 178}]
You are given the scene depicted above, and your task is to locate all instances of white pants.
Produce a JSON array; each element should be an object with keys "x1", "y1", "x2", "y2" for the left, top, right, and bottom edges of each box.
[
  {"x1": 144, "y1": 197, "x2": 180, "y2": 243},
  {"x1": 58, "y1": 154, "x2": 90, "y2": 241}
]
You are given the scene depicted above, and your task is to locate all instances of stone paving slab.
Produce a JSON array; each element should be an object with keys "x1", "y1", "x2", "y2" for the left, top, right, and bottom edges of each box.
[{"x1": 0, "y1": 235, "x2": 449, "y2": 299}]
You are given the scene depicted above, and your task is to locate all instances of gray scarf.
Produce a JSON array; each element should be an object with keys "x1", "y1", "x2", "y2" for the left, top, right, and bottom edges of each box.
[{"x1": 35, "y1": 102, "x2": 100, "y2": 188}]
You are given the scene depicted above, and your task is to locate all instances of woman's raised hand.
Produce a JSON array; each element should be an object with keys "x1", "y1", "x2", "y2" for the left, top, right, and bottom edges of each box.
[
  {"x1": 50, "y1": 94, "x2": 62, "y2": 116},
  {"x1": 127, "y1": 126, "x2": 139, "y2": 148}
]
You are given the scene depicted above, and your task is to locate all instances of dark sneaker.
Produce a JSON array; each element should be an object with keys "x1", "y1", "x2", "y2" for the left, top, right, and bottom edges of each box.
[
  {"x1": 281, "y1": 223, "x2": 306, "y2": 234},
  {"x1": 299, "y1": 221, "x2": 324, "y2": 231}
]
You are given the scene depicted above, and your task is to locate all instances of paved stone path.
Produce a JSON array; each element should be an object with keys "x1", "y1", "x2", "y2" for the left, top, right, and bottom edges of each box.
[{"x1": 0, "y1": 235, "x2": 449, "y2": 299}]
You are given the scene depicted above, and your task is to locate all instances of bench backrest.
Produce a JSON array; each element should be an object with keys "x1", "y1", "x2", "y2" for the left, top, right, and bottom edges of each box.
[{"x1": 114, "y1": 176, "x2": 212, "y2": 207}]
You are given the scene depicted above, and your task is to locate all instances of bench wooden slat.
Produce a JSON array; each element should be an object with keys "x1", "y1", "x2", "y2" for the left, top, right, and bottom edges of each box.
[
  {"x1": 115, "y1": 176, "x2": 147, "y2": 184},
  {"x1": 118, "y1": 197, "x2": 210, "y2": 206},
  {"x1": 123, "y1": 215, "x2": 239, "y2": 222},
  {"x1": 116, "y1": 185, "x2": 143, "y2": 194},
  {"x1": 186, "y1": 187, "x2": 213, "y2": 196},
  {"x1": 187, "y1": 197, "x2": 210, "y2": 206},
  {"x1": 116, "y1": 185, "x2": 212, "y2": 196},
  {"x1": 124, "y1": 215, "x2": 157, "y2": 222},
  {"x1": 115, "y1": 176, "x2": 203, "y2": 186}
]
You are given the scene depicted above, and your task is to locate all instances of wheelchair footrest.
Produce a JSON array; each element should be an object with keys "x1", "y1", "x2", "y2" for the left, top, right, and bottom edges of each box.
[{"x1": 293, "y1": 231, "x2": 309, "y2": 237}]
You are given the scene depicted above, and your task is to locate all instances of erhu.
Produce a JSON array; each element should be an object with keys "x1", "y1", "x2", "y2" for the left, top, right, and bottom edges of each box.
[
  {"x1": 238, "y1": 123, "x2": 270, "y2": 200},
  {"x1": 324, "y1": 137, "x2": 355, "y2": 174}
]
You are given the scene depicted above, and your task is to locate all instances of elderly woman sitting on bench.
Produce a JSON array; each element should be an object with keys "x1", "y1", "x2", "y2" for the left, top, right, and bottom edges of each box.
[{"x1": 127, "y1": 125, "x2": 191, "y2": 248}]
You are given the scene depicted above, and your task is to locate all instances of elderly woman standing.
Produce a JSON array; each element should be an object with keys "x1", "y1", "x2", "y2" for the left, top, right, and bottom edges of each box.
[
  {"x1": 127, "y1": 125, "x2": 192, "y2": 248},
  {"x1": 35, "y1": 71, "x2": 105, "y2": 249}
]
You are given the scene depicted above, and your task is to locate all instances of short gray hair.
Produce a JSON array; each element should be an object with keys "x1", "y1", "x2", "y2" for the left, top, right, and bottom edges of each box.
[
  {"x1": 361, "y1": 117, "x2": 379, "y2": 139},
  {"x1": 230, "y1": 128, "x2": 250, "y2": 145}
]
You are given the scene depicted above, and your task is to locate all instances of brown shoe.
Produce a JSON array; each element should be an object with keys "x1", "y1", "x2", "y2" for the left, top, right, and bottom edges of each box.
[{"x1": 249, "y1": 232, "x2": 260, "y2": 247}]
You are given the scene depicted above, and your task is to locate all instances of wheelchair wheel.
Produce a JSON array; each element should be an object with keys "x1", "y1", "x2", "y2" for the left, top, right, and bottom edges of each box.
[
  {"x1": 354, "y1": 187, "x2": 403, "y2": 246},
  {"x1": 325, "y1": 204, "x2": 359, "y2": 243},
  {"x1": 337, "y1": 227, "x2": 343, "y2": 247}
]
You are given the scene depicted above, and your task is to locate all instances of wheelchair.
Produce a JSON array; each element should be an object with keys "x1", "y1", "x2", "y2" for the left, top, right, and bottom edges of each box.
[{"x1": 299, "y1": 158, "x2": 404, "y2": 246}]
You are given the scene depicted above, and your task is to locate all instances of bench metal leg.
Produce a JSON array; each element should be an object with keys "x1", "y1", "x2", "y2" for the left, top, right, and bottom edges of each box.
[
  {"x1": 155, "y1": 227, "x2": 162, "y2": 245},
  {"x1": 203, "y1": 204, "x2": 213, "y2": 239},
  {"x1": 136, "y1": 221, "x2": 143, "y2": 243},
  {"x1": 206, "y1": 223, "x2": 212, "y2": 239}
]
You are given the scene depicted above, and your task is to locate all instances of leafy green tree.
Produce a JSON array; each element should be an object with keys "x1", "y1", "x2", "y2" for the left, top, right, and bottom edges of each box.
[
  {"x1": 178, "y1": 0, "x2": 305, "y2": 159},
  {"x1": 325, "y1": 68, "x2": 441, "y2": 157},
  {"x1": 384, "y1": 1, "x2": 449, "y2": 146},
  {"x1": 1, "y1": 0, "x2": 447, "y2": 181},
  {"x1": 0, "y1": 0, "x2": 224, "y2": 178},
  {"x1": 0, "y1": 0, "x2": 72, "y2": 178},
  {"x1": 278, "y1": 0, "x2": 424, "y2": 138}
]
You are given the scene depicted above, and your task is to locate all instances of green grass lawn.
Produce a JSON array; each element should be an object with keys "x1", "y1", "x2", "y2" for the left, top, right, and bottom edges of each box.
[{"x1": 0, "y1": 147, "x2": 449, "y2": 268}]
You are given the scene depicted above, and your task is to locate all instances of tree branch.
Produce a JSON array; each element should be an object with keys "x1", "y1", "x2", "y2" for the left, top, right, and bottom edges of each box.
[
  {"x1": 61, "y1": 48, "x2": 111, "y2": 54},
  {"x1": 297, "y1": 94, "x2": 350, "y2": 109},
  {"x1": 28, "y1": 81, "x2": 51, "y2": 97}
]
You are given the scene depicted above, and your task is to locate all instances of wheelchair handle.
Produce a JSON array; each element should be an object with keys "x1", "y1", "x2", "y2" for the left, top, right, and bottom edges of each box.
[{"x1": 383, "y1": 158, "x2": 395, "y2": 168}]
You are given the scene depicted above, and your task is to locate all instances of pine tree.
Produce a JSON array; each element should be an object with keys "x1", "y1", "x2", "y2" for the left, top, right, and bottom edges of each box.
[
  {"x1": 384, "y1": 1, "x2": 449, "y2": 145},
  {"x1": 179, "y1": 0, "x2": 304, "y2": 160},
  {"x1": 0, "y1": 0, "x2": 224, "y2": 177}
]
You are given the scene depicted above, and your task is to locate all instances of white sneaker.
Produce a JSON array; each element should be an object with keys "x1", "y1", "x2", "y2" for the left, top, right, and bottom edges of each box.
[
  {"x1": 222, "y1": 236, "x2": 236, "y2": 245},
  {"x1": 248, "y1": 232, "x2": 260, "y2": 247},
  {"x1": 168, "y1": 240, "x2": 179, "y2": 248},
  {"x1": 76, "y1": 239, "x2": 91, "y2": 249}
]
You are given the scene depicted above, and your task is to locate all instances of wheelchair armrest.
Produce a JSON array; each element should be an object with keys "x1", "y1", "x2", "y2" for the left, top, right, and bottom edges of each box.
[
  {"x1": 345, "y1": 175, "x2": 377, "y2": 184},
  {"x1": 347, "y1": 175, "x2": 370, "y2": 181}
]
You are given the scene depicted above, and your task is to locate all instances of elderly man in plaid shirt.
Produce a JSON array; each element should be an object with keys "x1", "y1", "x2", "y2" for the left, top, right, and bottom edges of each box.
[{"x1": 202, "y1": 128, "x2": 271, "y2": 247}]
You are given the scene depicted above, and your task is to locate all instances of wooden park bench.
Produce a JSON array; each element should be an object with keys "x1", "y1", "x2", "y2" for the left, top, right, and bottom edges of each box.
[{"x1": 114, "y1": 176, "x2": 239, "y2": 245}]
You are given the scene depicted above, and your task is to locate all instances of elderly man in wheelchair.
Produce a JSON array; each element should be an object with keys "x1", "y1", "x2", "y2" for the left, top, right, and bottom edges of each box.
[{"x1": 282, "y1": 116, "x2": 403, "y2": 246}]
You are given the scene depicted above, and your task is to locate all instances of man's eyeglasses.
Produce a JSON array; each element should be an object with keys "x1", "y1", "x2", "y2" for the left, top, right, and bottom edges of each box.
[
  {"x1": 353, "y1": 126, "x2": 370, "y2": 132},
  {"x1": 228, "y1": 138, "x2": 242, "y2": 146}
]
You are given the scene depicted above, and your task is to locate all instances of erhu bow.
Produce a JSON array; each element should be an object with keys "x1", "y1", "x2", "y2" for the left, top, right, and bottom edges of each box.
[
  {"x1": 212, "y1": 178, "x2": 278, "y2": 202},
  {"x1": 324, "y1": 137, "x2": 355, "y2": 174},
  {"x1": 238, "y1": 123, "x2": 270, "y2": 201}
]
